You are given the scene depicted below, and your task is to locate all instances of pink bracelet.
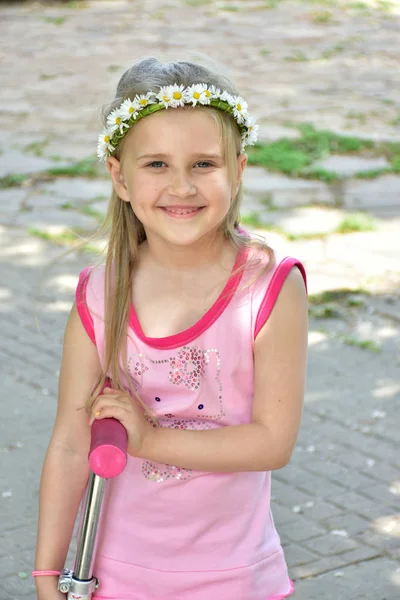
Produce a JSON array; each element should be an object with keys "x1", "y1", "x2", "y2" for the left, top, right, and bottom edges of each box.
[{"x1": 32, "y1": 570, "x2": 61, "y2": 577}]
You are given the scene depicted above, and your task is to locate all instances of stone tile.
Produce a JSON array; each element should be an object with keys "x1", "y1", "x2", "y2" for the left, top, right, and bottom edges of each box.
[
  {"x1": 284, "y1": 543, "x2": 319, "y2": 568},
  {"x1": 38, "y1": 177, "x2": 111, "y2": 201},
  {"x1": 257, "y1": 123, "x2": 302, "y2": 143},
  {"x1": 291, "y1": 554, "x2": 350, "y2": 580},
  {"x1": 278, "y1": 518, "x2": 327, "y2": 544},
  {"x1": 303, "y1": 533, "x2": 360, "y2": 556},
  {"x1": 322, "y1": 513, "x2": 370, "y2": 537},
  {"x1": 0, "y1": 188, "x2": 27, "y2": 214},
  {"x1": 291, "y1": 499, "x2": 345, "y2": 523},
  {"x1": 14, "y1": 209, "x2": 99, "y2": 232},
  {"x1": 311, "y1": 155, "x2": 391, "y2": 177},
  {"x1": 292, "y1": 558, "x2": 400, "y2": 599},
  {"x1": 344, "y1": 175, "x2": 400, "y2": 210},
  {"x1": 242, "y1": 167, "x2": 334, "y2": 207},
  {"x1": 0, "y1": 149, "x2": 69, "y2": 178},
  {"x1": 362, "y1": 483, "x2": 400, "y2": 510}
]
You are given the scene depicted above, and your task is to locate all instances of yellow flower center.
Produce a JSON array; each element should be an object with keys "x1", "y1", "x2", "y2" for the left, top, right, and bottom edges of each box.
[
  {"x1": 193, "y1": 92, "x2": 201, "y2": 99},
  {"x1": 128, "y1": 107, "x2": 135, "y2": 114},
  {"x1": 116, "y1": 117, "x2": 121, "y2": 125},
  {"x1": 104, "y1": 135, "x2": 110, "y2": 143},
  {"x1": 140, "y1": 99, "x2": 148, "y2": 106},
  {"x1": 163, "y1": 95, "x2": 170, "y2": 102},
  {"x1": 173, "y1": 91, "x2": 182, "y2": 100},
  {"x1": 205, "y1": 90, "x2": 211, "y2": 97},
  {"x1": 237, "y1": 104, "x2": 242, "y2": 111}
]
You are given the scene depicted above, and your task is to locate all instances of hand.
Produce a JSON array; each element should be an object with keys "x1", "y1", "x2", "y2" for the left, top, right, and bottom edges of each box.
[{"x1": 88, "y1": 387, "x2": 156, "y2": 458}]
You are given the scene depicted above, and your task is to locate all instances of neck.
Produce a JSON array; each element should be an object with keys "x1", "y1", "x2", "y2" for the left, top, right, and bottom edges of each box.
[{"x1": 140, "y1": 232, "x2": 232, "y2": 273}]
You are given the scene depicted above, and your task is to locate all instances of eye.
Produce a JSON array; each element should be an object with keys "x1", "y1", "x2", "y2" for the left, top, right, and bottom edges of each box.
[
  {"x1": 195, "y1": 161, "x2": 213, "y2": 168},
  {"x1": 147, "y1": 161, "x2": 166, "y2": 168}
]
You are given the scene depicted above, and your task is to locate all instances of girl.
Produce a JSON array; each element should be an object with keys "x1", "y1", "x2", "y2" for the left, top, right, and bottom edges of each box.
[{"x1": 34, "y1": 57, "x2": 308, "y2": 600}]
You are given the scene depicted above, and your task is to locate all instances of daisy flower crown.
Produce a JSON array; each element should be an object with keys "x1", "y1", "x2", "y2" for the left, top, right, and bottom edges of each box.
[{"x1": 97, "y1": 83, "x2": 259, "y2": 162}]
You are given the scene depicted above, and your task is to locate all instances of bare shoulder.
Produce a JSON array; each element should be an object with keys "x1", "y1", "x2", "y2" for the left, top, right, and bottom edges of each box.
[{"x1": 277, "y1": 265, "x2": 307, "y2": 306}]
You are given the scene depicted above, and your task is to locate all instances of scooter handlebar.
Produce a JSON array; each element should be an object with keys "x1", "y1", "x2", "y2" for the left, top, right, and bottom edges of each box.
[{"x1": 89, "y1": 418, "x2": 128, "y2": 478}]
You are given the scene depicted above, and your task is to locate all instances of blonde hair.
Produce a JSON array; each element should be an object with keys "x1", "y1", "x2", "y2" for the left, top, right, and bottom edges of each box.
[{"x1": 84, "y1": 57, "x2": 274, "y2": 416}]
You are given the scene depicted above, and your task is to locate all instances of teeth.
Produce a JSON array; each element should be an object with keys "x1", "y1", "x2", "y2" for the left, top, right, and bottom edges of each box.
[{"x1": 165, "y1": 207, "x2": 199, "y2": 215}]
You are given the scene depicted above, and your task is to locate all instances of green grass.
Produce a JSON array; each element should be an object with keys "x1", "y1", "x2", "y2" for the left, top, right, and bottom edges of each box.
[
  {"x1": 284, "y1": 51, "x2": 309, "y2": 63},
  {"x1": 44, "y1": 17, "x2": 66, "y2": 25},
  {"x1": 341, "y1": 334, "x2": 381, "y2": 353},
  {"x1": 308, "y1": 288, "x2": 369, "y2": 305},
  {"x1": 0, "y1": 173, "x2": 30, "y2": 188},
  {"x1": 184, "y1": 0, "x2": 213, "y2": 5},
  {"x1": 80, "y1": 206, "x2": 105, "y2": 221},
  {"x1": 309, "y1": 9, "x2": 334, "y2": 23},
  {"x1": 246, "y1": 123, "x2": 400, "y2": 180},
  {"x1": 263, "y1": 0, "x2": 280, "y2": 7},
  {"x1": 64, "y1": 0, "x2": 89, "y2": 7},
  {"x1": 376, "y1": 0, "x2": 395, "y2": 12},
  {"x1": 46, "y1": 157, "x2": 99, "y2": 177},
  {"x1": 335, "y1": 212, "x2": 376, "y2": 233},
  {"x1": 107, "y1": 65, "x2": 122, "y2": 73},
  {"x1": 219, "y1": 3, "x2": 239, "y2": 10},
  {"x1": 29, "y1": 227, "x2": 82, "y2": 245},
  {"x1": 28, "y1": 227, "x2": 102, "y2": 254},
  {"x1": 309, "y1": 303, "x2": 344, "y2": 319},
  {"x1": 320, "y1": 42, "x2": 346, "y2": 59},
  {"x1": 22, "y1": 139, "x2": 50, "y2": 157},
  {"x1": 240, "y1": 212, "x2": 263, "y2": 228}
]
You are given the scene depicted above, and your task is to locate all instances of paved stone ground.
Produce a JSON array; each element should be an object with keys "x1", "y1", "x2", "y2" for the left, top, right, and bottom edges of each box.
[{"x1": 1, "y1": 1, "x2": 400, "y2": 599}]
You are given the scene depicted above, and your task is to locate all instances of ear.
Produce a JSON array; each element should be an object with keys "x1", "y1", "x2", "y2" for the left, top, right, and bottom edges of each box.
[
  {"x1": 234, "y1": 153, "x2": 248, "y2": 193},
  {"x1": 106, "y1": 156, "x2": 130, "y2": 202}
]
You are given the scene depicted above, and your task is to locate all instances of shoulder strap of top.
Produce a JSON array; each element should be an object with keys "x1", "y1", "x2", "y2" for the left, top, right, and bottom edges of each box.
[
  {"x1": 253, "y1": 256, "x2": 307, "y2": 339},
  {"x1": 75, "y1": 265, "x2": 99, "y2": 345}
]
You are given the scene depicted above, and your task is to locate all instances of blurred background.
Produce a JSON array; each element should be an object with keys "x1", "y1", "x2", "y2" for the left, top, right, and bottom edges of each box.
[{"x1": 0, "y1": 1, "x2": 399, "y2": 599}]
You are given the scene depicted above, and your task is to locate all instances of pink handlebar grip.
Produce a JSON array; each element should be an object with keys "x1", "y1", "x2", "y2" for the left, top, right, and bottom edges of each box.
[{"x1": 89, "y1": 418, "x2": 128, "y2": 478}]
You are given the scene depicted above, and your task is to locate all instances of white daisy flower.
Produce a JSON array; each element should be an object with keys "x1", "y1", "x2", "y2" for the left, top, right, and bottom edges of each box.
[
  {"x1": 156, "y1": 85, "x2": 174, "y2": 108},
  {"x1": 184, "y1": 83, "x2": 208, "y2": 106},
  {"x1": 134, "y1": 92, "x2": 156, "y2": 109},
  {"x1": 119, "y1": 98, "x2": 140, "y2": 121},
  {"x1": 199, "y1": 86, "x2": 212, "y2": 105},
  {"x1": 232, "y1": 96, "x2": 248, "y2": 124},
  {"x1": 97, "y1": 130, "x2": 115, "y2": 161},
  {"x1": 169, "y1": 84, "x2": 186, "y2": 108},
  {"x1": 220, "y1": 91, "x2": 236, "y2": 107},
  {"x1": 244, "y1": 118, "x2": 259, "y2": 146},
  {"x1": 208, "y1": 85, "x2": 221, "y2": 99},
  {"x1": 106, "y1": 108, "x2": 130, "y2": 135}
]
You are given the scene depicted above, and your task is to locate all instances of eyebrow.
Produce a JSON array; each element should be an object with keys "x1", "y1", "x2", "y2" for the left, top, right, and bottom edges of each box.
[{"x1": 136, "y1": 153, "x2": 223, "y2": 161}]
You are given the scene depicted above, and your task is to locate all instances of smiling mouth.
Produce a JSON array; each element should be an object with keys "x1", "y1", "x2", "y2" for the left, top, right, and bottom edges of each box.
[{"x1": 161, "y1": 206, "x2": 204, "y2": 216}]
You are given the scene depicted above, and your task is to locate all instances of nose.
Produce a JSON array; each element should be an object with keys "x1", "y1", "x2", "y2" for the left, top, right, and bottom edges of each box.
[{"x1": 168, "y1": 170, "x2": 196, "y2": 198}]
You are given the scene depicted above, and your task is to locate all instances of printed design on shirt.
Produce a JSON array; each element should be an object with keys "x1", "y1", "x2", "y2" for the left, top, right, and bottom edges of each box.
[
  {"x1": 141, "y1": 418, "x2": 215, "y2": 483},
  {"x1": 128, "y1": 346, "x2": 224, "y2": 421},
  {"x1": 127, "y1": 345, "x2": 224, "y2": 483},
  {"x1": 168, "y1": 345, "x2": 205, "y2": 390}
]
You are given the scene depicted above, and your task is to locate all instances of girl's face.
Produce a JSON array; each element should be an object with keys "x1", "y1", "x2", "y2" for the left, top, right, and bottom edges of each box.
[{"x1": 107, "y1": 107, "x2": 247, "y2": 250}]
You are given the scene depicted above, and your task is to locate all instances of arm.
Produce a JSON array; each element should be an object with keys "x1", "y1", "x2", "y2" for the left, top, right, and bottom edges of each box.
[
  {"x1": 35, "y1": 303, "x2": 102, "y2": 598},
  {"x1": 140, "y1": 267, "x2": 308, "y2": 472}
]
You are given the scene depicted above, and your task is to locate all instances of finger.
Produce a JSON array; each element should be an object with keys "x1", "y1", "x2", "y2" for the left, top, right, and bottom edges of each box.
[
  {"x1": 89, "y1": 397, "x2": 131, "y2": 424},
  {"x1": 91, "y1": 405, "x2": 130, "y2": 424}
]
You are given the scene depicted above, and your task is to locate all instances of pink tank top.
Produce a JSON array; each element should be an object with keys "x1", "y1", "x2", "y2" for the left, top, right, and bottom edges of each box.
[{"x1": 76, "y1": 245, "x2": 307, "y2": 600}]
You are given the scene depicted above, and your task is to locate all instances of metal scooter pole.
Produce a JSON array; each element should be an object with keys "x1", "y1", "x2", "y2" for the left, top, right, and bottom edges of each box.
[{"x1": 58, "y1": 418, "x2": 128, "y2": 600}]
